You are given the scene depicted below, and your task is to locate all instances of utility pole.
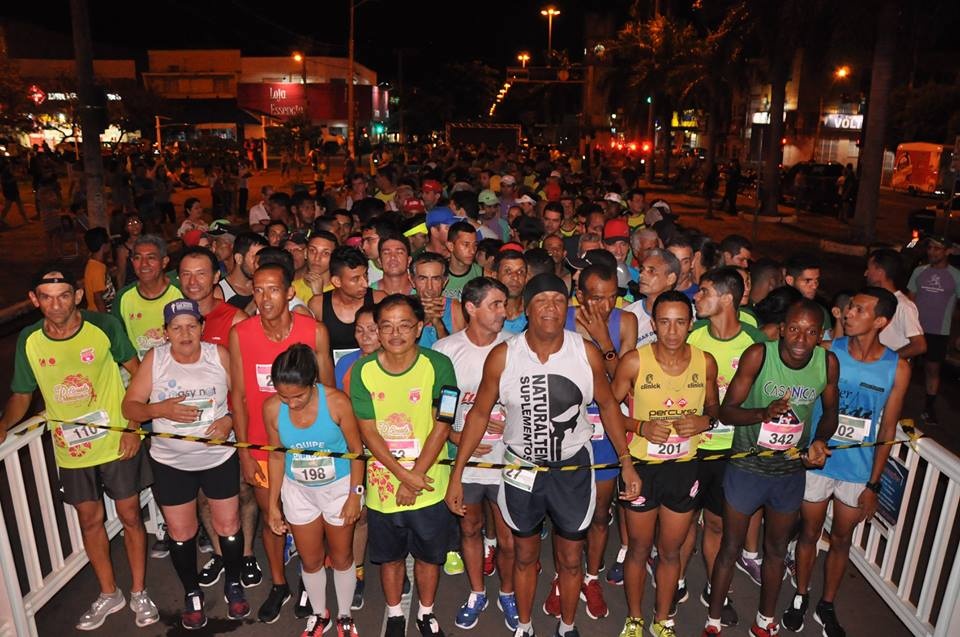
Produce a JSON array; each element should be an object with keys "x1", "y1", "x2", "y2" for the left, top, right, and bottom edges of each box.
[
  {"x1": 347, "y1": 0, "x2": 356, "y2": 161},
  {"x1": 397, "y1": 48, "x2": 405, "y2": 146},
  {"x1": 69, "y1": 0, "x2": 107, "y2": 229}
]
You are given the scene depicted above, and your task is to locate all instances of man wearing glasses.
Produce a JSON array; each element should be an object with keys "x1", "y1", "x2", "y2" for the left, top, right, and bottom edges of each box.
[{"x1": 350, "y1": 294, "x2": 458, "y2": 637}]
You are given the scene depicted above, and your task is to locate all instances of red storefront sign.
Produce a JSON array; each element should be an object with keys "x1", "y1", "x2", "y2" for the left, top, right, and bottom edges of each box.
[{"x1": 238, "y1": 83, "x2": 384, "y2": 122}]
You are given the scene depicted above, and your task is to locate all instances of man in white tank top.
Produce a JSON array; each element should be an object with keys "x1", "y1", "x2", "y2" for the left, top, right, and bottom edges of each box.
[{"x1": 445, "y1": 274, "x2": 641, "y2": 637}]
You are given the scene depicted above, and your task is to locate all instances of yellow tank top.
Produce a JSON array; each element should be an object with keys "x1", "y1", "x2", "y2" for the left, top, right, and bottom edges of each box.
[{"x1": 629, "y1": 344, "x2": 707, "y2": 460}]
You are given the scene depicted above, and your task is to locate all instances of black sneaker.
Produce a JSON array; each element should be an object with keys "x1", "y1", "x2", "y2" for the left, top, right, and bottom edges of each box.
[
  {"x1": 669, "y1": 581, "x2": 689, "y2": 617},
  {"x1": 385, "y1": 615, "x2": 406, "y2": 637},
  {"x1": 403, "y1": 574, "x2": 411, "y2": 596},
  {"x1": 553, "y1": 622, "x2": 580, "y2": 637},
  {"x1": 416, "y1": 613, "x2": 445, "y2": 636},
  {"x1": 781, "y1": 592, "x2": 809, "y2": 632},
  {"x1": 294, "y1": 577, "x2": 314, "y2": 619},
  {"x1": 256, "y1": 584, "x2": 291, "y2": 624},
  {"x1": 350, "y1": 577, "x2": 365, "y2": 611},
  {"x1": 241, "y1": 555, "x2": 263, "y2": 588},
  {"x1": 150, "y1": 537, "x2": 170, "y2": 559},
  {"x1": 814, "y1": 600, "x2": 846, "y2": 637},
  {"x1": 197, "y1": 528, "x2": 213, "y2": 554},
  {"x1": 699, "y1": 584, "x2": 739, "y2": 627},
  {"x1": 512, "y1": 629, "x2": 535, "y2": 637},
  {"x1": 198, "y1": 555, "x2": 224, "y2": 587}
]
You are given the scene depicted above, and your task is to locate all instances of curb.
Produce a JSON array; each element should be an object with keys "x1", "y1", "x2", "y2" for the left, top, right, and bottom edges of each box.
[
  {"x1": 819, "y1": 239, "x2": 869, "y2": 257},
  {"x1": 737, "y1": 212, "x2": 798, "y2": 224}
]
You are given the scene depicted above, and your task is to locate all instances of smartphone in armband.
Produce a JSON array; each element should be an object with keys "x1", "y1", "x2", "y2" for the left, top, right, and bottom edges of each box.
[{"x1": 436, "y1": 385, "x2": 460, "y2": 424}]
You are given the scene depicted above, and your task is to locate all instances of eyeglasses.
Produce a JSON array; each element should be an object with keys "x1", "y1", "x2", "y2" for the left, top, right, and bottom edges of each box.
[{"x1": 377, "y1": 322, "x2": 417, "y2": 335}]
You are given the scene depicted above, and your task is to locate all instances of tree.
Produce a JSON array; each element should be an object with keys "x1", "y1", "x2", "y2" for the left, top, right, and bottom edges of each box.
[
  {"x1": 0, "y1": 50, "x2": 31, "y2": 133},
  {"x1": 402, "y1": 61, "x2": 500, "y2": 135}
]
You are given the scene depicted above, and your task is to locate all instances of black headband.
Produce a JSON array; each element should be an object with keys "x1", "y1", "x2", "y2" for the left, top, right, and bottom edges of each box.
[{"x1": 523, "y1": 273, "x2": 569, "y2": 307}]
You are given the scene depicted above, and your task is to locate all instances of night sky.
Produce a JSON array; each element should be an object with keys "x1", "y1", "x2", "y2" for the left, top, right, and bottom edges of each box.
[{"x1": 3, "y1": 0, "x2": 629, "y2": 82}]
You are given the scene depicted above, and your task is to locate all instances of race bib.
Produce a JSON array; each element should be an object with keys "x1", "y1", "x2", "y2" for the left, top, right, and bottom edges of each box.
[
  {"x1": 290, "y1": 454, "x2": 336, "y2": 486},
  {"x1": 758, "y1": 412, "x2": 804, "y2": 450},
  {"x1": 835, "y1": 414, "x2": 870, "y2": 443},
  {"x1": 586, "y1": 404, "x2": 604, "y2": 441},
  {"x1": 648, "y1": 434, "x2": 691, "y2": 459},
  {"x1": 62, "y1": 410, "x2": 109, "y2": 449},
  {"x1": 502, "y1": 449, "x2": 537, "y2": 493},
  {"x1": 177, "y1": 398, "x2": 215, "y2": 430},
  {"x1": 372, "y1": 438, "x2": 421, "y2": 470},
  {"x1": 255, "y1": 364, "x2": 275, "y2": 393}
]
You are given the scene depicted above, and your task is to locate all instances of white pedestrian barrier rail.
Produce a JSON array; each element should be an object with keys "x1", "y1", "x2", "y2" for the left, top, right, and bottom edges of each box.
[
  {"x1": 828, "y1": 426, "x2": 960, "y2": 637},
  {"x1": 0, "y1": 416, "x2": 159, "y2": 637}
]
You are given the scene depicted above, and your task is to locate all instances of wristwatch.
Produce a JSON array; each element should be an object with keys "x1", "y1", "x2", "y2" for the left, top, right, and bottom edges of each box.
[
  {"x1": 603, "y1": 349, "x2": 617, "y2": 361},
  {"x1": 707, "y1": 417, "x2": 718, "y2": 431},
  {"x1": 352, "y1": 484, "x2": 365, "y2": 496},
  {"x1": 865, "y1": 481, "x2": 881, "y2": 494}
]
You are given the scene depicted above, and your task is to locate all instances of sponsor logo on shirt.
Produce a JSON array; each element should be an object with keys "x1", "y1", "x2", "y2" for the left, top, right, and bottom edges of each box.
[
  {"x1": 53, "y1": 374, "x2": 96, "y2": 405},
  {"x1": 80, "y1": 348, "x2": 95, "y2": 364},
  {"x1": 39, "y1": 357, "x2": 56, "y2": 367},
  {"x1": 640, "y1": 373, "x2": 661, "y2": 390},
  {"x1": 408, "y1": 388, "x2": 422, "y2": 404},
  {"x1": 762, "y1": 381, "x2": 818, "y2": 403},
  {"x1": 688, "y1": 372, "x2": 704, "y2": 389}
]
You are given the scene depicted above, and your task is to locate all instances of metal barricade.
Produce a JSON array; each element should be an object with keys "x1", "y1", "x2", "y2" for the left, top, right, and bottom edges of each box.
[{"x1": 0, "y1": 416, "x2": 159, "y2": 637}]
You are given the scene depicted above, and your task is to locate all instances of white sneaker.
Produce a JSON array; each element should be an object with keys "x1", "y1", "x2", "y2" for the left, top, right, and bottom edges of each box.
[
  {"x1": 76, "y1": 590, "x2": 126, "y2": 631},
  {"x1": 129, "y1": 590, "x2": 160, "y2": 628}
]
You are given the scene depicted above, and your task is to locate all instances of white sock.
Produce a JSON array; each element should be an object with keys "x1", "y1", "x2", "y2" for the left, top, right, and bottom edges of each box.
[
  {"x1": 484, "y1": 537, "x2": 497, "y2": 548},
  {"x1": 616, "y1": 545, "x2": 628, "y2": 562},
  {"x1": 519, "y1": 621, "x2": 533, "y2": 634},
  {"x1": 386, "y1": 603, "x2": 403, "y2": 618},
  {"x1": 468, "y1": 590, "x2": 485, "y2": 604},
  {"x1": 418, "y1": 602, "x2": 434, "y2": 620},
  {"x1": 301, "y1": 568, "x2": 327, "y2": 617},
  {"x1": 332, "y1": 566, "x2": 356, "y2": 618},
  {"x1": 742, "y1": 550, "x2": 759, "y2": 560},
  {"x1": 583, "y1": 573, "x2": 597, "y2": 584},
  {"x1": 677, "y1": 578, "x2": 686, "y2": 589},
  {"x1": 757, "y1": 611, "x2": 774, "y2": 627},
  {"x1": 559, "y1": 620, "x2": 575, "y2": 635},
  {"x1": 706, "y1": 617, "x2": 722, "y2": 630}
]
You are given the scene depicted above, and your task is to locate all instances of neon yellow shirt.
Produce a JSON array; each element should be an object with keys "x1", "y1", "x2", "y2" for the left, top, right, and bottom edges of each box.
[{"x1": 113, "y1": 282, "x2": 183, "y2": 358}]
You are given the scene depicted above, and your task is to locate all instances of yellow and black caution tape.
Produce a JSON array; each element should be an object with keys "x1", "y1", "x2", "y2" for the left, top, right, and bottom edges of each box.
[{"x1": 16, "y1": 419, "x2": 923, "y2": 473}]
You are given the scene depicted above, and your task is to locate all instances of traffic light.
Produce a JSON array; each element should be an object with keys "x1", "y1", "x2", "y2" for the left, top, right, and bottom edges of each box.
[
  {"x1": 641, "y1": 141, "x2": 652, "y2": 153},
  {"x1": 372, "y1": 123, "x2": 385, "y2": 135}
]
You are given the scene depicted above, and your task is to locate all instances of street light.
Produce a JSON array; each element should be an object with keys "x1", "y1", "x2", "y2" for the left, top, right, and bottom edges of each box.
[
  {"x1": 517, "y1": 52, "x2": 530, "y2": 68},
  {"x1": 292, "y1": 51, "x2": 306, "y2": 84},
  {"x1": 814, "y1": 65, "x2": 852, "y2": 161},
  {"x1": 540, "y1": 6, "x2": 560, "y2": 66}
]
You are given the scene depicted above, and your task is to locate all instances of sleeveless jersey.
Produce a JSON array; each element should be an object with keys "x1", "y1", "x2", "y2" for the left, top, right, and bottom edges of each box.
[
  {"x1": 149, "y1": 341, "x2": 233, "y2": 470},
  {"x1": 816, "y1": 337, "x2": 898, "y2": 483},
  {"x1": 12, "y1": 311, "x2": 135, "y2": 469},
  {"x1": 321, "y1": 289, "x2": 375, "y2": 363},
  {"x1": 629, "y1": 344, "x2": 707, "y2": 461},
  {"x1": 279, "y1": 385, "x2": 350, "y2": 486},
  {"x1": 202, "y1": 300, "x2": 239, "y2": 346},
  {"x1": 500, "y1": 330, "x2": 595, "y2": 463},
  {"x1": 235, "y1": 312, "x2": 317, "y2": 461},
  {"x1": 733, "y1": 341, "x2": 828, "y2": 475},
  {"x1": 687, "y1": 320, "x2": 765, "y2": 451}
]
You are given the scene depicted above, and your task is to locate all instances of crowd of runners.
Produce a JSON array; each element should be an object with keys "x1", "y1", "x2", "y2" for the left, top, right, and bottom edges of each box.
[{"x1": 1, "y1": 145, "x2": 956, "y2": 637}]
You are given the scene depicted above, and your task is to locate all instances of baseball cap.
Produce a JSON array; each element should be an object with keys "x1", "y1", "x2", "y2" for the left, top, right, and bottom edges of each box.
[
  {"x1": 163, "y1": 298, "x2": 203, "y2": 325},
  {"x1": 603, "y1": 218, "x2": 630, "y2": 243},
  {"x1": 499, "y1": 241, "x2": 525, "y2": 253},
  {"x1": 285, "y1": 231, "x2": 309, "y2": 246},
  {"x1": 209, "y1": 218, "x2": 234, "y2": 231},
  {"x1": 500, "y1": 174, "x2": 517, "y2": 186},
  {"x1": 478, "y1": 189, "x2": 500, "y2": 206},
  {"x1": 516, "y1": 194, "x2": 537, "y2": 205},
  {"x1": 182, "y1": 229, "x2": 205, "y2": 247},
  {"x1": 549, "y1": 170, "x2": 562, "y2": 178},
  {"x1": 566, "y1": 248, "x2": 618, "y2": 271},
  {"x1": 206, "y1": 227, "x2": 235, "y2": 242},
  {"x1": 421, "y1": 179, "x2": 443, "y2": 194},
  {"x1": 925, "y1": 233, "x2": 953, "y2": 247},
  {"x1": 604, "y1": 192, "x2": 624, "y2": 205},
  {"x1": 402, "y1": 198, "x2": 426, "y2": 214},
  {"x1": 426, "y1": 207, "x2": 464, "y2": 228}
]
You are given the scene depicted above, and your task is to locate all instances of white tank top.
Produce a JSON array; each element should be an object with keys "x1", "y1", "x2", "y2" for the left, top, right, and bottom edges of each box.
[
  {"x1": 499, "y1": 330, "x2": 595, "y2": 463},
  {"x1": 149, "y1": 341, "x2": 234, "y2": 470}
]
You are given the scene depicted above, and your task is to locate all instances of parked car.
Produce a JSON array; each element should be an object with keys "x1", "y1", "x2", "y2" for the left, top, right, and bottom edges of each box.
[{"x1": 781, "y1": 161, "x2": 843, "y2": 213}]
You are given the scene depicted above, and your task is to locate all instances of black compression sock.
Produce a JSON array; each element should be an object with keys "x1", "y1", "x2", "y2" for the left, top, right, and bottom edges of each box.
[
  {"x1": 219, "y1": 530, "x2": 244, "y2": 585},
  {"x1": 169, "y1": 534, "x2": 200, "y2": 593}
]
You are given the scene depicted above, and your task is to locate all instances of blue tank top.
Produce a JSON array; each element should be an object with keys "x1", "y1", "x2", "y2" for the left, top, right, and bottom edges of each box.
[
  {"x1": 815, "y1": 337, "x2": 898, "y2": 483},
  {"x1": 279, "y1": 385, "x2": 351, "y2": 486},
  {"x1": 503, "y1": 311, "x2": 528, "y2": 334}
]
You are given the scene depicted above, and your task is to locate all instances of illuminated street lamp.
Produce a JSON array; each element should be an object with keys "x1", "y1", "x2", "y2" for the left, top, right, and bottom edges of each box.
[
  {"x1": 292, "y1": 51, "x2": 306, "y2": 84},
  {"x1": 540, "y1": 6, "x2": 560, "y2": 66},
  {"x1": 517, "y1": 52, "x2": 531, "y2": 68},
  {"x1": 814, "y1": 65, "x2": 853, "y2": 160}
]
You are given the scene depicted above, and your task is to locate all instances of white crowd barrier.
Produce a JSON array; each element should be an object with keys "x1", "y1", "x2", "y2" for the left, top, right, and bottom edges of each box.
[
  {"x1": 827, "y1": 426, "x2": 960, "y2": 637},
  {"x1": 0, "y1": 416, "x2": 160, "y2": 637}
]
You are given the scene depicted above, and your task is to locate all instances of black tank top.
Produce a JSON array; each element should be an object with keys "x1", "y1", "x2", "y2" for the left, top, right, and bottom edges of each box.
[{"x1": 321, "y1": 289, "x2": 374, "y2": 351}]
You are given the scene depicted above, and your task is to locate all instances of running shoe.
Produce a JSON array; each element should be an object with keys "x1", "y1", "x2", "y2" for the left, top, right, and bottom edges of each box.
[
  {"x1": 295, "y1": 577, "x2": 315, "y2": 618},
  {"x1": 150, "y1": 537, "x2": 170, "y2": 559},
  {"x1": 736, "y1": 553, "x2": 763, "y2": 586},
  {"x1": 580, "y1": 578, "x2": 609, "y2": 619},
  {"x1": 416, "y1": 612, "x2": 445, "y2": 636},
  {"x1": 498, "y1": 591, "x2": 520, "y2": 631},
  {"x1": 301, "y1": 610, "x2": 331, "y2": 636},
  {"x1": 553, "y1": 622, "x2": 580, "y2": 637},
  {"x1": 284, "y1": 533, "x2": 299, "y2": 565},
  {"x1": 403, "y1": 573, "x2": 411, "y2": 596},
  {"x1": 351, "y1": 577, "x2": 365, "y2": 610},
  {"x1": 701, "y1": 626, "x2": 722, "y2": 636},
  {"x1": 384, "y1": 616, "x2": 405, "y2": 637},
  {"x1": 783, "y1": 553, "x2": 797, "y2": 588},
  {"x1": 699, "y1": 585, "x2": 739, "y2": 627},
  {"x1": 814, "y1": 600, "x2": 846, "y2": 637},
  {"x1": 257, "y1": 584, "x2": 291, "y2": 624},
  {"x1": 198, "y1": 555, "x2": 224, "y2": 587},
  {"x1": 75, "y1": 590, "x2": 125, "y2": 631},
  {"x1": 198, "y1": 528, "x2": 213, "y2": 554},
  {"x1": 542, "y1": 576, "x2": 560, "y2": 617},
  {"x1": 241, "y1": 555, "x2": 263, "y2": 587},
  {"x1": 225, "y1": 581, "x2": 250, "y2": 619},
  {"x1": 180, "y1": 590, "x2": 206, "y2": 631},
  {"x1": 669, "y1": 581, "x2": 688, "y2": 618},
  {"x1": 336, "y1": 615, "x2": 359, "y2": 637},
  {"x1": 781, "y1": 592, "x2": 808, "y2": 632},
  {"x1": 749, "y1": 621, "x2": 780, "y2": 637},
  {"x1": 128, "y1": 590, "x2": 159, "y2": 627},
  {"x1": 443, "y1": 551, "x2": 465, "y2": 575},
  {"x1": 513, "y1": 628, "x2": 535, "y2": 637},
  {"x1": 619, "y1": 617, "x2": 644, "y2": 637},
  {"x1": 647, "y1": 554, "x2": 658, "y2": 586},
  {"x1": 649, "y1": 619, "x2": 678, "y2": 637},
  {"x1": 606, "y1": 559, "x2": 625, "y2": 586},
  {"x1": 455, "y1": 591, "x2": 488, "y2": 629},
  {"x1": 483, "y1": 543, "x2": 497, "y2": 576}
]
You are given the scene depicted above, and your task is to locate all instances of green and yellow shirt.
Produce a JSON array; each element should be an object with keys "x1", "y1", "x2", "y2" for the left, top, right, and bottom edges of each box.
[
  {"x1": 112, "y1": 281, "x2": 182, "y2": 358},
  {"x1": 12, "y1": 311, "x2": 136, "y2": 469},
  {"x1": 350, "y1": 347, "x2": 456, "y2": 514}
]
